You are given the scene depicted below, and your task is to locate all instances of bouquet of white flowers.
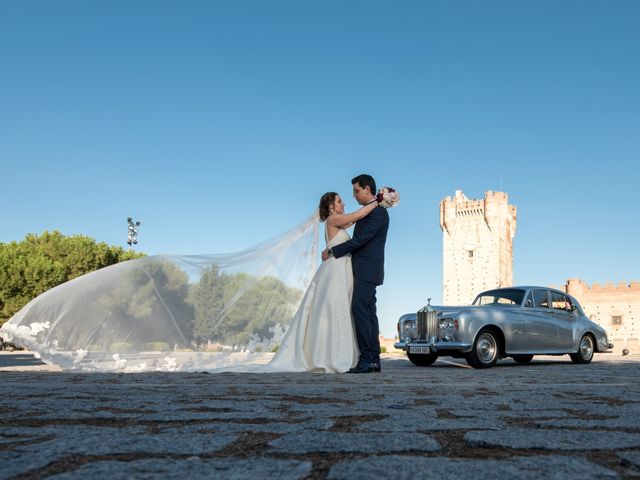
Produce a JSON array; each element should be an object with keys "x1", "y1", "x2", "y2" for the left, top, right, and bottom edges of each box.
[{"x1": 376, "y1": 187, "x2": 400, "y2": 208}]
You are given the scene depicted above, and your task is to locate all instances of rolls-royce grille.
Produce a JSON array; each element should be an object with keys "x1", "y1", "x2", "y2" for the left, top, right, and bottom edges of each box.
[{"x1": 417, "y1": 309, "x2": 438, "y2": 339}]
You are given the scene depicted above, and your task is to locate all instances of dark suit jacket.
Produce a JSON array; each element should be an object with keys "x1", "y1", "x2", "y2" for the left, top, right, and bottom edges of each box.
[{"x1": 331, "y1": 206, "x2": 389, "y2": 285}]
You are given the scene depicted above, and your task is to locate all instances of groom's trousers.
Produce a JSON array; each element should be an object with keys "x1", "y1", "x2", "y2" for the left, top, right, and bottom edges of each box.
[{"x1": 352, "y1": 278, "x2": 381, "y2": 364}]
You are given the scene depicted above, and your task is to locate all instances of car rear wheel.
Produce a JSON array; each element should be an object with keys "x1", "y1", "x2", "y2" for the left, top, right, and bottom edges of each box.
[
  {"x1": 570, "y1": 334, "x2": 595, "y2": 364},
  {"x1": 512, "y1": 354, "x2": 534, "y2": 364},
  {"x1": 407, "y1": 353, "x2": 438, "y2": 366},
  {"x1": 466, "y1": 328, "x2": 500, "y2": 369}
]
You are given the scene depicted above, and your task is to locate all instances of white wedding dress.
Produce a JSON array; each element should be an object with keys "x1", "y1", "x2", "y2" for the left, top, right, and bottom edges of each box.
[{"x1": 265, "y1": 227, "x2": 359, "y2": 373}]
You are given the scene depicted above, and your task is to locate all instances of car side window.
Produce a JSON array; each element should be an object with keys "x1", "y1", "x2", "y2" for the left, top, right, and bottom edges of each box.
[
  {"x1": 524, "y1": 292, "x2": 534, "y2": 308},
  {"x1": 551, "y1": 291, "x2": 572, "y2": 312},
  {"x1": 532, "y1": 289, "x2": 549, "y2": 308}
]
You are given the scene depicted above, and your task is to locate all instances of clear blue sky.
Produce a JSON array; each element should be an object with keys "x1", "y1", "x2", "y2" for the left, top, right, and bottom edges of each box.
[{"x1": 1, "y1": 1, "x2": 639, "y2": 336}]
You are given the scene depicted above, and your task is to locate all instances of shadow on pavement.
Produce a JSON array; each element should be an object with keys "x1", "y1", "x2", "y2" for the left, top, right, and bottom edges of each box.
[{"x1": 0, "y1": 353, "x2": 47, "y2": 367}]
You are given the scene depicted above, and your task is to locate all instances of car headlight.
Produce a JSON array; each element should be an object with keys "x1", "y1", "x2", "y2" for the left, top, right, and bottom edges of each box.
[
  {"x1": 439, "y1": 318, "x2": 458, "y2": 330},
  {"x1": 401, "y1": 319, "x2": 417, "y2": 338}
]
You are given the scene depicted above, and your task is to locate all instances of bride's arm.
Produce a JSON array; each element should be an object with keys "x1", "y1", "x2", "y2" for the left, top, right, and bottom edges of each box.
[{"x1": 327, "y1": 201, "x2": 378, "y2": 228}]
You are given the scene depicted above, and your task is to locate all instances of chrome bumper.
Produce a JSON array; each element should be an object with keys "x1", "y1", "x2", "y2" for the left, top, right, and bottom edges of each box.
[
  {"x1": 394, "y1": 340, "x2": 472, "y2": 354},
  {"x1": 597, "y1": 337, "x2": 614, "y2": 352}
]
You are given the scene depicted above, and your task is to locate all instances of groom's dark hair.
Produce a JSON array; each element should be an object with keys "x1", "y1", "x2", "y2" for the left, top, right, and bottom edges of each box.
[{"x1": 352, "y1": 174, "x2": 376, "y2": 195}]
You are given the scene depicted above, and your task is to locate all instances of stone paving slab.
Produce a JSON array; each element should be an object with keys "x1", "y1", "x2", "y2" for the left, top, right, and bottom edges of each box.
[
  {"x1": 0, "y1": 426, "x2": 238, "y2": 478},
  {"x1": 268, "y1": 431, "x2": 440, "y2": 454},
  {"x1": 1, "y1": 352, "x2": 640, "y2": 478},
  {"x1": 2, "y1": 426, "x2": 237, "y2": 456},
  {"x1": 618, "y1": 451, "x2": 640, "y2": 476},
  {"x1": 566, "y1": 403, "x2": 640, "y2": 417},
  {"x1": 356, "y1": 415, "x2": 504, "y2": 432},
  {"x1": 327, "y1": 455, "x2": 620, "y2": 480},
  {"x1": 139, "y1": 409, "x2": 288, "y2": 422},
  {"x1": 465, "y1": 428, "x2": 640, "y2": 450},
  {"x1": 48, "y1": 458, "x2": 313, "y2": 480},
  {"x1": 534, "y1": 417, "x2": 640, "y2": 429},
  {"x1": 163, "y1": 419, "x2": 336, "y2": 435}
]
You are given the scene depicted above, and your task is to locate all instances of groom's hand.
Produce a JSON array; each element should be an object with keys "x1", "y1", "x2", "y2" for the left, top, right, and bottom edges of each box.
[{"x1": 321, "y1": 249, "x2": 330, "y2": 261}]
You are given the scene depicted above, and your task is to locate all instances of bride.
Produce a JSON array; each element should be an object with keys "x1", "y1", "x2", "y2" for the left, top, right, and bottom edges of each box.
[{"x1": 266, "y1": 193, "x2": 378, "y2": 373}]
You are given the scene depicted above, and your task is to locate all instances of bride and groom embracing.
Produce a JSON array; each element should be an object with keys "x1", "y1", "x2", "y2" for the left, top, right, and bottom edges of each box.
[
  {"x1": 0, "y1": 173, "x2": 393, "y2": 374},
  {"x1": 268, "y1": 173, "x2": 390, "y2": 374}
]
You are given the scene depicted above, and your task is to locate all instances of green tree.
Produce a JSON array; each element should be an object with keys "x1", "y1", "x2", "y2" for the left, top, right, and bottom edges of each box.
[
  {"x1": 189, "y1": 270, "x2": 303, "y2": 347},
  {"x1": 94, "y1": 258, "x2": 194, "y2": 350},
  {"x1": 0, "y1": 231, "x2": 142, "y2": 324},
  {"x1": 188, "y1": 264, "x2": 225, "y2": 343}
]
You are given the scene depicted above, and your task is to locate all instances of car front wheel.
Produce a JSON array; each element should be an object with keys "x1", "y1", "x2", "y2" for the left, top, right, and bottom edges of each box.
[
  {"x1": 407, "y1": 353, "x2": 438, "y2": 366},
  {"x1": 466, "y1": 329, "x2": 500, "y2": 369},
  {"x1": 570, "y1": 334, "x2": 595, "y2": 364}
]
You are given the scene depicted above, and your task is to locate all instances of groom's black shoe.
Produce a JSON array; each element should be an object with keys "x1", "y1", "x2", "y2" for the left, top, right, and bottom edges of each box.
[
  {"x1": 372, "y1": 362, "x2": 381, "y2": 373},
  {"x1": 348, "y1": 361, "x2": 375, "y2": 374}
]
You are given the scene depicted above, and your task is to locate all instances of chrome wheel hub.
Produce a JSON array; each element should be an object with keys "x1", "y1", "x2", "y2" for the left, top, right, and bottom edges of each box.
[
  {"x1": 580, "y1": 336, "x2": 594, "y2": 360},
  {"x1": 477, "y1": 333, "x2": 497, "y2": 363}
]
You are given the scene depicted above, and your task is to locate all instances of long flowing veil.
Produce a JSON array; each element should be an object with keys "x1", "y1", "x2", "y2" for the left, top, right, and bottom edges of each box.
[{"x1": 0, "y1": 213, "x2": 320, "y2": 372}]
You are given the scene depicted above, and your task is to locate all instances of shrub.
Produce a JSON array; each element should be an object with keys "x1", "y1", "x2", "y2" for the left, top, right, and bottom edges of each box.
[
  {"x1": 380, "y1": 346, "x2": 387, "y2": 354},
  {"x1": 143, "y1": 342, "x2": 170, "y2": 352},
  {"x1": 202, "y1": 345, "x2": 224, "y2": 352},
  {"x1": 109, "y1": 342, "x2": 134, "y2": 353}
]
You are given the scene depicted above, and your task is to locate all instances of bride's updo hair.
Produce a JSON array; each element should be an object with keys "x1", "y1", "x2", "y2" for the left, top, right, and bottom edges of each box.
[{"x1": 318, "y1": 192, "x2": 338, "y2": 222}]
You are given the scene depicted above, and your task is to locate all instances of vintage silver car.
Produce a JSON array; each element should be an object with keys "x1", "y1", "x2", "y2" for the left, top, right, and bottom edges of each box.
[{"x1": 395, "y1": 286, "x2": 613, "y2": 369}]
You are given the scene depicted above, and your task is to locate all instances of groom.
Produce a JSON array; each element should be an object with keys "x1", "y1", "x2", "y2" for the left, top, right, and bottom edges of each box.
[{"x1": 323, "y1": 174, "x2": 390, "y2": 373}]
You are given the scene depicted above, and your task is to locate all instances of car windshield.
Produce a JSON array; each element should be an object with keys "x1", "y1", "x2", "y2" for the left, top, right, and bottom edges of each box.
[{"x1": 473, "y1": 288, "x2": 525, "y2": 306}]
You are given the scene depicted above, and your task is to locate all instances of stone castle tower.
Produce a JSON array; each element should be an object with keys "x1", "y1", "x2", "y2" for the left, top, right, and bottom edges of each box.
[{"x1": 440, "y1": 190, "x2": 517, "y2": 305}]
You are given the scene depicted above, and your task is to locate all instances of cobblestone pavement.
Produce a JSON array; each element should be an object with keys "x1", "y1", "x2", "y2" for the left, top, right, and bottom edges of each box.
[{"x1": 1, "y1": 352, "x2": 640, "y2": 479}]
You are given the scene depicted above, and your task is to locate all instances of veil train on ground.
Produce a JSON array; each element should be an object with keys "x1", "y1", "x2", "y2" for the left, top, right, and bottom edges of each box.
[{"x1": 0, "y1": 213, "x2": 320, "y2": 372}]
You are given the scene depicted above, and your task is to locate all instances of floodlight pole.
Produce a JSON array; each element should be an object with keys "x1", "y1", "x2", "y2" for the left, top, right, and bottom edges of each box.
[{"x1": 127, "y1": 217, "x2": 141, "y2": 250}]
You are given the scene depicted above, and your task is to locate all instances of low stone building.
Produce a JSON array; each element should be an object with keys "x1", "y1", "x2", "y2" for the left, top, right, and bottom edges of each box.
[{"x1": 564, "y1": 278, "x2": 640, "y2": 353}]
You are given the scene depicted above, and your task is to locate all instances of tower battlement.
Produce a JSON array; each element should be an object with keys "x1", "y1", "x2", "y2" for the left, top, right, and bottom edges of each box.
[
  {"x1": 567, "y1": 278, "x2": 640, "y2": 294},
  {"x1": 440, "y1": 190, "x2": 517, "y2": 235}
]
